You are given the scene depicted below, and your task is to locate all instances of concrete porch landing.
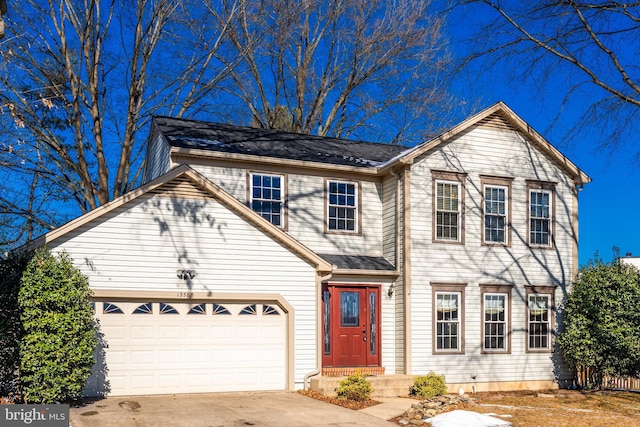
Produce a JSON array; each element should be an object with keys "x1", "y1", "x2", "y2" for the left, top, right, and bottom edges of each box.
[{"x1": 310, "y1": 374, "x2": 416, "y2": 398}]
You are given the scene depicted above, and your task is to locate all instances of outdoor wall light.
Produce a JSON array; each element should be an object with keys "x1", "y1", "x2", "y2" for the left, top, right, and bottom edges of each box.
[
  {"x1": 387, "y1": 283, "x2": 395, "y2": 297},
  {"x1": 177, "y1": 269, "x2": 196, "y2": 280}
]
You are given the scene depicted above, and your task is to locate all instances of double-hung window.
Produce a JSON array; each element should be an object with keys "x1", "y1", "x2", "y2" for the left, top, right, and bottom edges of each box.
[
  {"x1": 482, "y1": 176, "x2": 512, "y2": 245},
  {"x1": 481, "y1": 285, "x2": 512, "y2": 353},
  {"x1": 527, "y1": 181, "x2": 555, "y2": 248},
  {"x1": 432, "y1": 171, "x2": 466, "y2": 243},
  {"x1": 327, "y1": 180, "x2": 358, "y2": 232},
  {"x1": 250, "y1": 172, "x2": 284, "y2": 227},
  {"x1": 432, "y1": 283, "x2": 466, "y2": 354},
  {"x1": 526, "y1": 286, "x2": 554, "y2": 352}
]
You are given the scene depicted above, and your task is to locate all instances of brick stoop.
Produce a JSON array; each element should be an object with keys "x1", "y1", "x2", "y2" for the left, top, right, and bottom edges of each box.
[
  {"x1": 310, "y1": 374, "x2": 417, "y2": 398},
  {"x1": 322, "y1": 367, "x2": 385, "y2": 377}
]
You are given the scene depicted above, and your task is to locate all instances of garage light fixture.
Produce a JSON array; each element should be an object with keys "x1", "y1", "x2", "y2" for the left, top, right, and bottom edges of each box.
[{"x1": 177, "y1": 269, "x2": 196, "y2": 280}]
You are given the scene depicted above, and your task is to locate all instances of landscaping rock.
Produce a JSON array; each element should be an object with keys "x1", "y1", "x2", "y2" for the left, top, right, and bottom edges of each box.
[{"x1": 396, "y1": 395, "x2": 477, "y2": 425}]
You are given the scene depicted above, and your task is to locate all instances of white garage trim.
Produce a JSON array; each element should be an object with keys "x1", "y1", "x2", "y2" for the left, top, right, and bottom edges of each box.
[{"x1": 90, "y1": 289, "x2": 295, "y2": 393}]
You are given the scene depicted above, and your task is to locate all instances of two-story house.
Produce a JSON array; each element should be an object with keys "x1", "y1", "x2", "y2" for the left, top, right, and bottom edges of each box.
[{"x1": 32, "y1": 102, "x2": 590, "y2": 397}]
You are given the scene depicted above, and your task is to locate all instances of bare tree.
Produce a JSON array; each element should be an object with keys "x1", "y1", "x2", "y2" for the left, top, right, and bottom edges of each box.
[
  {"x1": 0, "y1": 0, "x2": 240, "y2": 248},
  {"x1": 454, "y1": 1, "x2": 640, "y2": 156},
  {"x1": 0, "y1": 0, "x2": 454, "y2": 249},
  {"x1": 211, "y1": 0, "x2": 453, "y2": 144},
  {"x1": 0, "y1": 0, "x2": 234, "y2": 214}
]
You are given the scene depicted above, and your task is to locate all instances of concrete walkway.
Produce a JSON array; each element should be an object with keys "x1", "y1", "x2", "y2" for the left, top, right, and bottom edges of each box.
[{"x1": 70, "y1": 392, "x2": 408, "y2": 426}]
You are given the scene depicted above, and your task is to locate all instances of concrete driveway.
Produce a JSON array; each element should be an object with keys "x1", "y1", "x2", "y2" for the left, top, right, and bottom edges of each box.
[{"x1": 70, "y1": 391, "x2": 399, "y2": 426}]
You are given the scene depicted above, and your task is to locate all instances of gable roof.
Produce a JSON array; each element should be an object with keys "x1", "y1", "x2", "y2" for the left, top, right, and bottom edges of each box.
[
  {"x1": 391, "y1": 101, "x2": 591, "y2": 185},
  {"x1": 153, "y1": 116, "x2": 409, "y2": 168},
  {"x1": 152, "y1": 101, "x2": 590, "y2": 185},
  {"x1": 30, "y1": 165, "x2": 333, "y2": 274}
]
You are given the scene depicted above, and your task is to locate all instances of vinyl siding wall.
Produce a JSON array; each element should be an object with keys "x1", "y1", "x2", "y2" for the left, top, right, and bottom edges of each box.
[
  {"x1": 46, "y1": 188, "x2": 319, "y2": 389},
  {"x1": 381, "y1": 174, "x2": 401, "y2": 373},
  {"x1": 409, "y1": 123, "x2": 574, "y2": 385},
  {"x1": 143, "y1": 132, "x2": 172, "y2": 183},
  {"x1": 189, "y1": 164, "x2": 385, "y2": 256}
]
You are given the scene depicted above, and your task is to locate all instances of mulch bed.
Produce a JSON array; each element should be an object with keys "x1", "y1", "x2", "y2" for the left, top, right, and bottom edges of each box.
[{"x1": 297, "y1": 389, "x2": 382, "y2": 410}]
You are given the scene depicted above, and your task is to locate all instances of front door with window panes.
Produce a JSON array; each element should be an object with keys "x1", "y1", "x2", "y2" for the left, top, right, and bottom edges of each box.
[{"x1": 322, "y1": 285, "x2": 380, "y2": 367}]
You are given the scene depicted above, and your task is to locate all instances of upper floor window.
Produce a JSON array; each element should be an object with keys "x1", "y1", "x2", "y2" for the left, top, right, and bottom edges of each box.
[
  {"x1": 481, "y1": 176, "x2": 512, "y2": 246},
  {"x1": 432, "y1": 283, "x2": 466, "y2": 355},
  {"x1": 250, "y1": 172, "x2": 284, "y2": 227},
  {"x1": 527, "y1": 181, "x2": 555, "y2": 248},
  {"x1": 432, "y1": 171, "x2": 466, "y2": 243},
  {"x1": 326, "y1": 180, "x2": 358, "y2": 232},
  {"x1": 480, "y1": 284, "x2": 512, "y2": 354},
  {"x1": 526, "y1": 286, "x2": 555, "y2": 352}
]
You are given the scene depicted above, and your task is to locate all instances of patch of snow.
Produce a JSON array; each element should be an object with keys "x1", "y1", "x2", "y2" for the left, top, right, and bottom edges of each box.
[{"x1": 425, "y1": 410, "x2": 512, "y2": 427}]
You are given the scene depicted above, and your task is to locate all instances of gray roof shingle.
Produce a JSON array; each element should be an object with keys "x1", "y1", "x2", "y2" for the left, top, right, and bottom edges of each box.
[
  {"x1": 153, "y1": 116, "x2": 409, "y2": 168},
  {"x1": 318, "y1": 254, "x2": 396, "y2": 271}
]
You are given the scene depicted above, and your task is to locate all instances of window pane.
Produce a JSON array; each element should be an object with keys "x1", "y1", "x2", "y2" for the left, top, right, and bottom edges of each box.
[
  {"x1": 436, "y1": 181, "x2": 460, "y2": 241},
  {"x1": 483, "y1": 293, "x2": 507, "y2": 351},
  {"x1": 528, "y1": 295, "x2": 550, "y2": 349},
  {"x1": 323, "y1": 290, "x2": 331, "y2": 355},
  {"x1": 435, "y1": 292, "x2": 460, "y2": 351},
  {"x1": 328, "y1": 181, "x2": 357, "y2": 231},
  {"x1": 529, "y1": 190, "x2": 551, "y2": 246},
  {"x1": 340, "y1": 291, "x2": 359, "y2": 327},
  {"x1": 251, "y1": 173, "x2": 284, "y2": 226},
  {"x1": 484, "y1": 186, "x2": 507, "y2": 243}
]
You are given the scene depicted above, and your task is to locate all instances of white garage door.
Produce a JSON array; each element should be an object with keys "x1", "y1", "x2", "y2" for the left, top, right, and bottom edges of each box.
[{"x1": 87, "y1": 301, "x2": 287, "y2": 396}]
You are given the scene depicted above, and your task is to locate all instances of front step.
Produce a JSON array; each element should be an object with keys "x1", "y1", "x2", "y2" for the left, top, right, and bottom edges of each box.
[{"x1": 310, "y1": 374, "x2": 417, "y2": 398}]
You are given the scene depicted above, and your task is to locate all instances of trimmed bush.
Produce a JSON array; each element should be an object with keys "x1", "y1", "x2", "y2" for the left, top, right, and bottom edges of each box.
[
  {"x1": 412, "y1": 372, "x2": 447, "y2": 398},
  {"x1": 18, "y1": 249, "x2": 97, "y2": 403},
  {"x1": 336, "y1": 370, "x2": 373, "y2": 401}
]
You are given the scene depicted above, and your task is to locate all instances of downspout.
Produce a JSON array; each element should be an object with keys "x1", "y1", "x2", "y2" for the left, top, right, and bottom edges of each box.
[
  {"x1": 391, "y1": 165, "x2": 412, "y2": 374},
  {"x1": 389, "y1": 168, "x2": 401, "y2": 276},
  {"x1": 304, "y1": 270, "x2": 333, "y2": 389},
  {"x1": 403, "y1": 167, "x2": 412, "y2": 375}
]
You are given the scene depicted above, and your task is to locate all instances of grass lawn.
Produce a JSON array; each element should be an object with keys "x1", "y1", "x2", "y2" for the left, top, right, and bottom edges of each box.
[{"x1": 468, "y1": 389, "x2": 640, "y2": 427}]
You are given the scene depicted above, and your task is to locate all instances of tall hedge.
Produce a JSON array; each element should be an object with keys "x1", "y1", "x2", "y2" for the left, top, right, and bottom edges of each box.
[
  {"x1": 558, "y1": 257, "x2": 640, "y2": 387},
  {"x1": 0, "y1": 250, "x2": 33, "y2": 397},
  {"x1": 18, "y1": 249, "x2": 97, "y2": 403}
]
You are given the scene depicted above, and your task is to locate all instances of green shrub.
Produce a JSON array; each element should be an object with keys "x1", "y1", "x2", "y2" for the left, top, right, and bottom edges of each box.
[
  {"x1": 18, "y1": 249, "x2": 97, "y2": 403},
  {"x1": 336, "y1": 370, "x2": 373, "y2": 401},
  {"x1": 558, "y1": 255, "x2": 640, "y2": 386},
  {"x1": 411, "y1": 372, "x2": 447, "y2": 398},
  {"x1": 0, "y1": 250, "x2": 33, "y2": 398}
]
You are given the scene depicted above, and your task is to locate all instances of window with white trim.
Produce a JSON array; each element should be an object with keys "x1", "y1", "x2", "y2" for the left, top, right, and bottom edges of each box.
[
  {"x1": 527, "y1": 291, "x2": 553, "y2": 352},
  {"x1": 481, "y1": 285, "x2": 511, "y2": 353},
  {"x1": 250, "y1": 173, "x2": 284, "y2": 227},
  {"x1": 327, "y1": 180, "x2": 357, "y2": 232},
  {"x1": 527, "y1": 181, "x2": 555, "y2": 248},
  {"x1": 432, "y1": 171, "x2": 465, "y2": 243},
  {"x1": 484, "y1": 185, "x2": 507, "y2": 244},
  {"x1": 432, "y1": 283, "x2": 466, "y2": 354},
  {"x1": 436, "y1": 293, "x2": 460, "y2": 351},
  {"x1": 436, "y1": 181, "x2": 460, "y2": 241}
]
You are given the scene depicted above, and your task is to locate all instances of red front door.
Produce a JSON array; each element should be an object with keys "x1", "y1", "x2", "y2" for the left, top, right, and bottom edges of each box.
[{"x1": 322, "y1": 285, "x2": 380, "y2": 367}]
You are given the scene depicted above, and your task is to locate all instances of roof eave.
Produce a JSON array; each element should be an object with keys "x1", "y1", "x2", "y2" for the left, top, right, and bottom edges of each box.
[{"x1": 170, "y1": 147, "x2": 382, "y2": 176}]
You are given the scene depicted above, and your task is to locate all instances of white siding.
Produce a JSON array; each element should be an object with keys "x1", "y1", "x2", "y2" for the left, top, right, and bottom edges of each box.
[
  {"x1": 189, "y1": 164, "x2": 385, "y2": 256},
  {"x1": 47, "y1": 190, "x2": 319, "y2": 389},
  {"x1": 409, "y1": 123, "x2": 574, "y2": 385},
  {"x1": 143, "y1": 133, "x2": 172, "y2": 183},
  {"x1": 382, "y1": 174, "x2": 398, "y2": 266}
]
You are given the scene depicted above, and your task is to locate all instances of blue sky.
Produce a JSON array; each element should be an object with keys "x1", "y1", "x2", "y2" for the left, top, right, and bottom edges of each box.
[{"x1": 445, "y1": 5, "x2": 640, "y2": 267}]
